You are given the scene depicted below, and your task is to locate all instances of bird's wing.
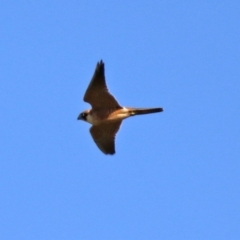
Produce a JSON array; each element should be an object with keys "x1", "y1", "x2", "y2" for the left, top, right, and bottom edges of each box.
[
  {"x1": 89, "y1": 120, "x2": 122, "y2": 155},
  {"x1": 83, "y1": 60, "x2": 121, "y2": 110}
]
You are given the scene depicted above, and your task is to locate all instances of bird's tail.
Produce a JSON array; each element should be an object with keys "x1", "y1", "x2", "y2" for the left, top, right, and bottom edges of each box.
[{"x1": 129, "y1": 107, "x2": 164, "y2": 116}]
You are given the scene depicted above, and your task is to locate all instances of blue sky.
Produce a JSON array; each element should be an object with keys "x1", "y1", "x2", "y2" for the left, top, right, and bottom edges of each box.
[{"x1": 0, "y1": 1, "x2": 240, "y2": 239}]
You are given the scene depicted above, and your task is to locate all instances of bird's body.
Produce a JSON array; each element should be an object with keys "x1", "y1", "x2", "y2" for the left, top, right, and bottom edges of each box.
[
  {"x1": 82, "y1": 107, "x2": 162, "y2": 125},
  {"x1": 78, "y1": 60, "x2": 163, "y2": 155}
]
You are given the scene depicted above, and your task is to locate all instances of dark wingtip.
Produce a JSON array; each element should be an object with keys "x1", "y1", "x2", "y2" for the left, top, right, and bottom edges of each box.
[
  {"x1": 106, "y1": 150, "x2": 115, "y2": 155},
  {"x1": 96, "y1": 60, "x2": 104, "y2": 72},
  {"x1": 98, "y1": 59, "x2": 104, "y2": 66}
]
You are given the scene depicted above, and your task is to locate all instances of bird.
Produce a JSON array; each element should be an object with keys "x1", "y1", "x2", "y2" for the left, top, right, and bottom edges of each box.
[{"x1": 77, "y1": 60, "x2": 163, "y2": 155}]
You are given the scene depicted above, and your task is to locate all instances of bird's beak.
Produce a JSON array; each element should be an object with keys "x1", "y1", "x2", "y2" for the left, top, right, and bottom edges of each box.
[{"x1": 77, "y1": 114, "x2": 82, "y2": 120}]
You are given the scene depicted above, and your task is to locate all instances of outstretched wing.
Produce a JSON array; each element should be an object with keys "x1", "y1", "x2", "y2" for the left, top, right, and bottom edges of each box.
[
  {"x1": 84, "y1": 60, "x2": 121, "y2": 110},
  {"x1": 89, "y1": 120, "x2": 122, "y2": 155}
]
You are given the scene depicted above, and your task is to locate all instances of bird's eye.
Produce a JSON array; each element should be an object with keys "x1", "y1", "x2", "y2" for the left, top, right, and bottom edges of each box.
[{"x1": 81, "y1": 113, "x2": 86, "y2": 119}]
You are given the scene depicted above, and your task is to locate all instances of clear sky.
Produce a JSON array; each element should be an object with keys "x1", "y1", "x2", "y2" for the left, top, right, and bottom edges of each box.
[{"x1": 1, "y1": 1, "x2": 239, "y2": 239}]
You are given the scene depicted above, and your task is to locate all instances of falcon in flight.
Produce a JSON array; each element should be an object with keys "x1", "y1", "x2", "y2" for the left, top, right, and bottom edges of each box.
[{"x1": 78, "y1": 60, "x2": 163, "y2": 155}]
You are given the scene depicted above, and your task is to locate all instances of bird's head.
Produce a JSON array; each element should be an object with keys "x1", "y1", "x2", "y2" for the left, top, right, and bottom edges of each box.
[{"x1": 77, "y1": 110, "x2": 89, "y2": 121}]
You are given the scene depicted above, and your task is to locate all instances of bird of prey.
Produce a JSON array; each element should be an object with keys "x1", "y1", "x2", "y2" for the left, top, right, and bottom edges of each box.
[{"x1": 77, "y1": 60, "x2": 163, "y2": 155}]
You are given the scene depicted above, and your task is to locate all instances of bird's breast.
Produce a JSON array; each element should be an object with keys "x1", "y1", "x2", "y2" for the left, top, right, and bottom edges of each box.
[
  {"x1": 86, "y1": 114, "x2": 96, "y2": 124},
  {"x1": 87, "y1": 108, "x2": 130, "y2": 125}
]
